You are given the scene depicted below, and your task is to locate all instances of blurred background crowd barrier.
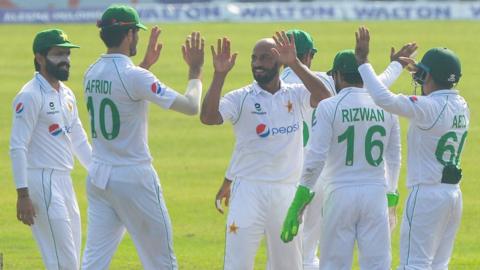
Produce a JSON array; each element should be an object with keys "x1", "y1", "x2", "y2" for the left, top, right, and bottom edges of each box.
[{"x1": 1, "y1": 0, "x2": 480, "y2": 23}]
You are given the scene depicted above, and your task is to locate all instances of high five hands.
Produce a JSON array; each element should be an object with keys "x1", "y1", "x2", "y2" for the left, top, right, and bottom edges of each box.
[
  {"x1": 355, "y1": 26, "x2": 418, "y2": 70},
  {"x1": 211, "y1": 37, "x2": 238, "y2": 75},
  {"x1": 271, "y1": 31, "x2": 298, "y2": 66}
]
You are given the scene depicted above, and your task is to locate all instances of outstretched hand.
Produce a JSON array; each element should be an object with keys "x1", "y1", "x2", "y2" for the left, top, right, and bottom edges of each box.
[
  {"x1": 271, "y1": 31, "x2": 298, "y2": 66},
  {"x1": 139, "y1": 26, "x2": 162, "y2": 70},
  {"x1": 211, "y1": 37, "x2": 237, "y2": 75},
  {"x1": 390, "y1": 42, "x2": 418, "y2": 68},
  {"x1": 355, "y1": 26, "x2": 370, "y2": 65},
  {"x1": 182, "y1": 32, "x2": 205, "y2": 69}
]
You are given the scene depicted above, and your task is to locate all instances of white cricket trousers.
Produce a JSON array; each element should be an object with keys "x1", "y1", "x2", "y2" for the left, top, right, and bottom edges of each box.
[
  {"x1": 81, "y1": 164, "x2": 177, "y2": 270},
  {"x1": 319, "y1": 184, "x2": 391, "y2": 270},
  {"x1": 28, "y1": 168, "x2": 81, "y2": 270},
  {"x1": 224, "y1": 180, "x2": 302, "y2": 270},
  {"x1": 302, "y1": 181, "x2": 324, "y2": 270},
  {"x1": 398, "y1": 184, "x2": 462, "y2": 270}
]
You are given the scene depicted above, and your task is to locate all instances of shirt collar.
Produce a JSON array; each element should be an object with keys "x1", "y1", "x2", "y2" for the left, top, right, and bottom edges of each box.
[
  {"x1": 34, "y1": 72, "x2": 65, "y2": 94},
  {"x1": 101, "y1": 53, "x2": 134, "y2": 65},
  {"x1": 251, "y1": 80, "x2": 287, "y2": 96},
  {"x1": 429, "y1": 89, "x2": 459, "y2": 96},
  {"x1": 338, "y1": 86, "x2": 366, "y2": 94}
]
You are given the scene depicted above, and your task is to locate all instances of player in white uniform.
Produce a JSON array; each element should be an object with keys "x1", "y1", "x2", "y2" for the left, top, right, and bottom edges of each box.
[
  {"x1": 10, "y1": 29, "x2": 92, "y2": 269},
  {"x1": 280, "y1": 29, "x2": 411, "y2": 270},
  {"x1": 281, "y1": 48, "x2": 408, "y2": 269},
  {"x1": 355, "y1": 26, "x2": 469, "y2": 270},
  {"x1": 202, "y1": 32, "x2": 332, "y2": 269},
  {"x1": 281, "y1": 29, "x2": 334, "y2": 270},
  {"x1": 81, "y1": 5, "x2": 204, "y2": 270}
]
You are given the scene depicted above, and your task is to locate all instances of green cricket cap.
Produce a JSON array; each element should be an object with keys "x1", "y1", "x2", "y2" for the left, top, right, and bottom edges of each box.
[
  {"x1": 327, "y1": 49, "x2": 359, "y2": 75},
  {"x1": 418, "y1": 47, "x2": 461, "y2": 84},
  {"x1": 97, "y1": 5, "x2": 147, "y2": 30},
  {"x1": 33, "y1": 29, "x2": 80, "y2": 54},
  {"x1": 286, "y1": 29, "x2": 317, "y2": 56}
]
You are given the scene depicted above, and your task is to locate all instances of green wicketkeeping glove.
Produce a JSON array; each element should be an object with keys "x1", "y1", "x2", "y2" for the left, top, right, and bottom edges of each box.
[
  {"x1": 387, "y1": 191, "x2": 399, "y2": 207},
  {"x1": 280, "y1": 185, "x2": 315, "y2": 243}
]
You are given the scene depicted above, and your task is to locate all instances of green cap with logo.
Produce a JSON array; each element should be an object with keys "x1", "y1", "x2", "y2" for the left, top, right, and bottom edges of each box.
[
  {"x1": 286, "y1": 29, "x2": 317, "y2": 57},
  {"x1": 33, "y1": 29, "x2": 80, "y2": 54},
  {"x1": 97, "y1": 5, "x2": 147, "y2": 30},
  {"x1": 418, "y1": 47, "x2": 461, "y2": 84},
  {"x1": 327, "y1": 49, "x2": 359, "y2": 75}
]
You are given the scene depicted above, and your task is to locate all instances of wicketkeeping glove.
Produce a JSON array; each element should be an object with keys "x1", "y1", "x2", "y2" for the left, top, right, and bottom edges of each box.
[{"x1": 280, "y1": 185, "x2": 315, "y2": 243}]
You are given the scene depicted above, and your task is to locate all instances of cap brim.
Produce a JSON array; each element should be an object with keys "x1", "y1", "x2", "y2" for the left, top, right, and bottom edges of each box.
[
  {"x1": 312, "y1": 48, "x2": 318, "y2": 53},
  {"x1": 55, "y1": 42, "x2": 80, "y2": 49},
  {"x1": 137, "y1": 23, "x2": 147, "y2": 30}
]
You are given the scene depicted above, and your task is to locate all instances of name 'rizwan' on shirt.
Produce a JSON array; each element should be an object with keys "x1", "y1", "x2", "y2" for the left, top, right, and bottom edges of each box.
[{"x1": 341, "y1": 107, "x2": 385, "y2": 123}]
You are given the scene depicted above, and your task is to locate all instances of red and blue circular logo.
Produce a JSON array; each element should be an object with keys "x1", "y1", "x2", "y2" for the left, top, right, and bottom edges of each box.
[
  {"x1": 48, "y1": 124, "x2": 63, "y2": 136},
  {"x1": 150, "y1": 81, "x2": 164, "y2": 95},
  {"x1": 256, "y1": 124, "x2": 270, "y2": 138},
  {"x1": 15, "y1": 102, "x2": 24, "y2": 114}
]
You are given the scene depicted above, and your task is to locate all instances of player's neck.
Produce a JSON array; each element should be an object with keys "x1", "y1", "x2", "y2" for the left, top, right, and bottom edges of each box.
[
  {"x1": 259, "y1": 79, "x2": 281, "y2": 94},
  {"x1": 39, "y1": 70, "x2": 60, "y2": 91},
  {"x1": 107, "y1": 47, "x2": 130, "y2": 57}
]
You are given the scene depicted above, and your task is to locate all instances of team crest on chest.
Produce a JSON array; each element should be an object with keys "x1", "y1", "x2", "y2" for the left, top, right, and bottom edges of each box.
[{"x1": 286, "y1": 100, "x2": 293, "y2": 113}]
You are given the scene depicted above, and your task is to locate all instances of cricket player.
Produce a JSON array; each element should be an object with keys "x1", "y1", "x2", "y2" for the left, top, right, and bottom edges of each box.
[
  {"x1": 81, "y1": 5, "x2": 204, "y2": 270},
  {"x1": 280, "y1": 29, "x2": 410, "y2": 270},
  {"x1": 355, "y1": 26, "x2": 469, "y2": 270},
  {"x1": 10, "y1": 29, "x2": 92, "y2": 269},
  {"x1": 281, "y1": 47, "x2": 409, "y2": 269},
  {"x1": 202, "y1": 32, "x2": 332, "y2": 270},
  {"x1": 281, "y1": 29, "x2": 333, "y2": 270}
]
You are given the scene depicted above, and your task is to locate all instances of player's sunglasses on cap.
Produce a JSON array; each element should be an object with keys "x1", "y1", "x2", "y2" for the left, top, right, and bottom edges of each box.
[
  {"x1": 33, "y1": 29, "x2": 80, "y2": 53},
  {"x1": 97, "y1": 5, "x2": 147, "y2": 30},
  {"x1": 327, "y1": 49, "x2": 359, "y2": 76}
]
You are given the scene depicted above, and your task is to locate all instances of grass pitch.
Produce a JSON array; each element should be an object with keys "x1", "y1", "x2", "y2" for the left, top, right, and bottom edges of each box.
[{"x1": 0, "y1": 21, "x2": 479, "y2": 269}]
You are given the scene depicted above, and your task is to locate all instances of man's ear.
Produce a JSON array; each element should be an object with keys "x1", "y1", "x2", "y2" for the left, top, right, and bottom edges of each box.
[{"x1": 35, "y1": 53, "x2": 46, "y2": 68}]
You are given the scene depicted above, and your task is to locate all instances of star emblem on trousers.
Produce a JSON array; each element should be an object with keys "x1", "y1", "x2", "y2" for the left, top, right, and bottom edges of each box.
[{"x1": 229, "y1": 221, "x2": 239, "y2": 234}]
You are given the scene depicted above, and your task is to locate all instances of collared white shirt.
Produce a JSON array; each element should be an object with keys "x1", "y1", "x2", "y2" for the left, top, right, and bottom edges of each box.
[
  {"x1": 10, "y1": 72, "x2": 91, "y2": 187},
  {"x1": 220, "y1": 81, "x2": 311, "y2": 184},
  {"x1": 84, "y1": 54, "x2": 179, "y2": 166},
  {"x1": 359, "y1": 63, "x2": 469, "y2": 187}
]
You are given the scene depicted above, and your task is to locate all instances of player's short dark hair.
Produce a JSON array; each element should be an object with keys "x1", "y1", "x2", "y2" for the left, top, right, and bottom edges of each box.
[
  {"x1": 100, "y1": 27, "x2": 137, "y2": 48},
  {"x1": 341, "y1": 72, "x2": 363, "y2": 84},
  {"x1": 34, "y1": 48, "x2": 50, "y2": 72}
]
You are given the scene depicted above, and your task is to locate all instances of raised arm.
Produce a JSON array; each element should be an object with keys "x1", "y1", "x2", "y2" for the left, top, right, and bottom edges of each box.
[
  {"x1": 200, "y1": 38, "x2": 237, "y2": 125},
  {"x1": 169, "y1": 31, "x2": 205, "y2": 115},
  {"x1": 272, "y1": 31, "x2": 331, "y2": 107},
  {"x1": 355, "y1": 26, "x2": 431, "y2": 120}
]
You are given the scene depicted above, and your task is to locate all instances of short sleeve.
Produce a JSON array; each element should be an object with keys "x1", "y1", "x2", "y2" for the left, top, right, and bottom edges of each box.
[
  {"x1": 125, "y1": 66, "x2": 179, "y2": 109},
  {"x1": 219, "y1": 89, "x2": 245, "y2": 124}
]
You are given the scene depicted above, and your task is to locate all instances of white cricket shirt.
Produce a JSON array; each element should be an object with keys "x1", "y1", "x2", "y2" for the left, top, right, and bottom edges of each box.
[
  {"x1": 10, "y1": 72, "x2": 91, "y2": 188},
  {"x1": 221, "y1": 81, "x2": 311, "y2": 184},
  {"x1": 359, "y1": 63, "x2": 470, "y2": 187},
  {"x1": 84, "y1": 54, "x2": 180, "y2": 166},
  {"x1": 300, "y1": 87, "x2": 401, "y2": 194}
]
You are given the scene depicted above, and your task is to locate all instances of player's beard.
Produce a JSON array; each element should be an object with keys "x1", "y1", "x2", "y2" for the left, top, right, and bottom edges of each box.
[
  {"x1": 46, "y1": 57, "x2": 70, "y2": 81},
  {"x1": 252, "y1": 63, "x2": 279, "y2": 85}
]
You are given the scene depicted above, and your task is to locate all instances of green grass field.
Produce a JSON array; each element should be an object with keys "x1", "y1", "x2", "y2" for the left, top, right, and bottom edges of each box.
[{"x1": 0, "y1": 21, "x2": 479, "y2": 269}]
